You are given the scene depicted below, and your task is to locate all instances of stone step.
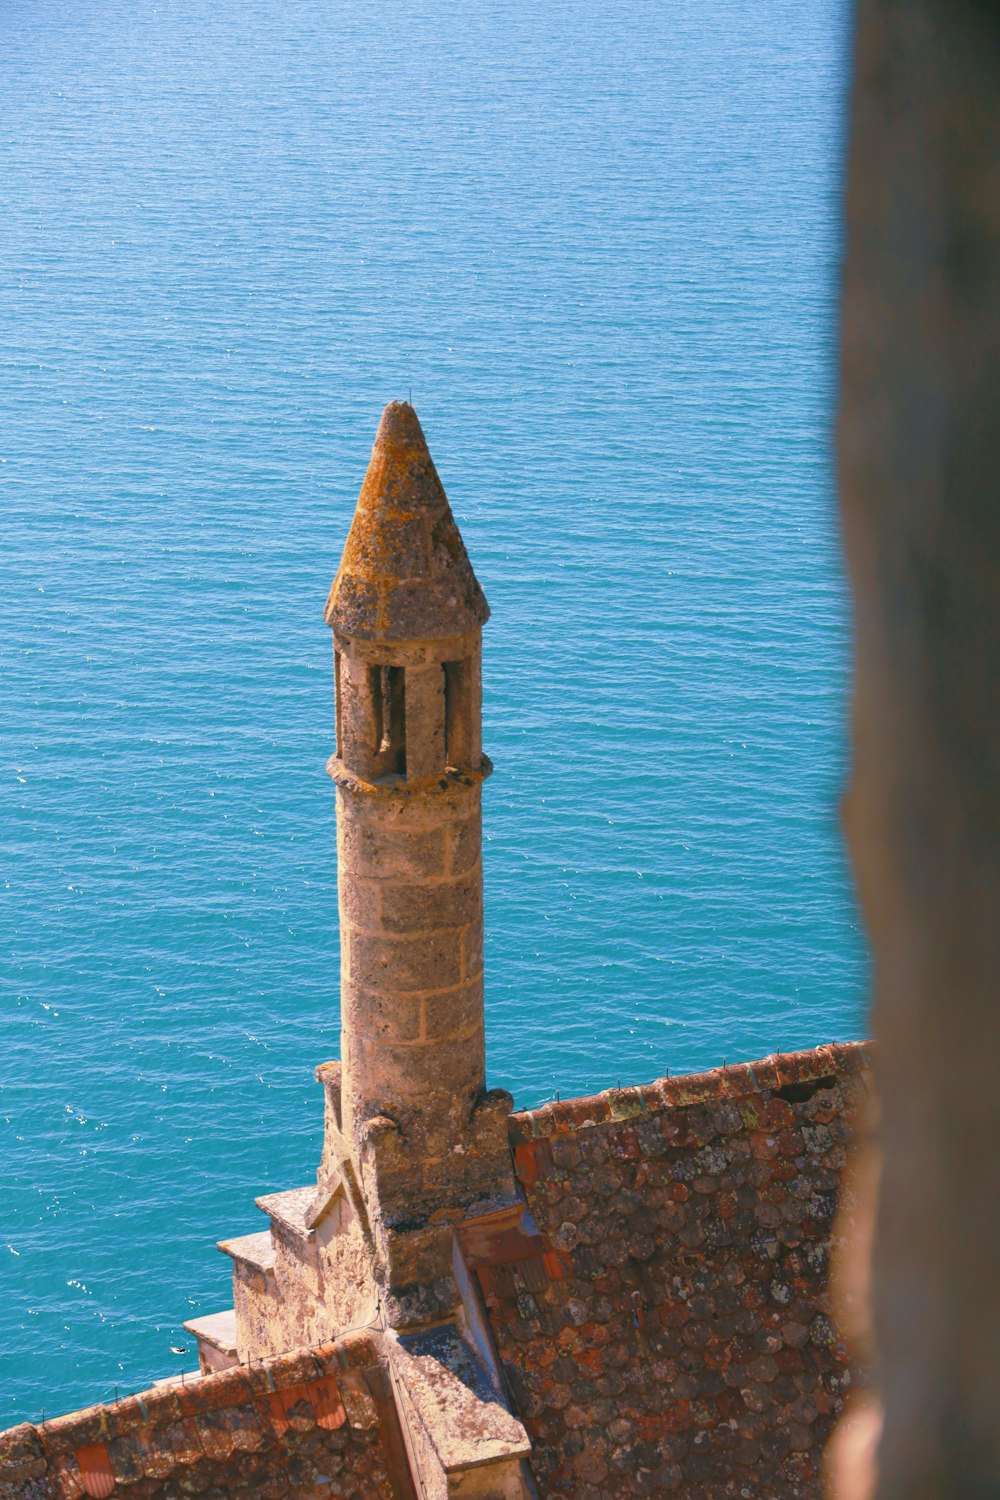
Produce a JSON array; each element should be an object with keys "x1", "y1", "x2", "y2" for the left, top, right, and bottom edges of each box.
[
  {"x1": 217, "y1": 1230, "x2": 276, "y2": 1275},
  {"x1": 255, "y1": 1186, "x2": 317, "y2": 1239},
  {"x1": 183, "y1": 1309, "x2": 239, "y2": 1375}
]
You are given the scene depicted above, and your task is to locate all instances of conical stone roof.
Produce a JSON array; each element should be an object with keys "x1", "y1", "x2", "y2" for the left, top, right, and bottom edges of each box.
[{"x1": 325, "y1": 402, "x2": 490, "y2": 642}]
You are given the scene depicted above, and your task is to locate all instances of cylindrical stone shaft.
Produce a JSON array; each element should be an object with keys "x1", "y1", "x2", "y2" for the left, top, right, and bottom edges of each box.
[{"x1": 337, "y1": 777, "x2": 485, "y2": 1160}]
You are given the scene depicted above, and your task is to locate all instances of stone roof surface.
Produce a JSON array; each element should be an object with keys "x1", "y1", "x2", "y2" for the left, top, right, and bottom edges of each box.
[
  {"x1": 484, "y1": 1041, "x2": 870, "y2": 1499},
  {"x1": 325, "y1": 402, "x2": 490, "y2": 643}
]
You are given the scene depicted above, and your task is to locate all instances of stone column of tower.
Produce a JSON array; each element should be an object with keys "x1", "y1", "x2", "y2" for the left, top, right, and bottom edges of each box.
[{"x1": 322, "y1": 402, "x2": 516, "y2": 1317}]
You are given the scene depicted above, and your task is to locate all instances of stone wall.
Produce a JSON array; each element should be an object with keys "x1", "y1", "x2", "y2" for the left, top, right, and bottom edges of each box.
[
  {"x1": 0, "y1": 1332, "x2": 415, "y2": 1500},
  {"x1": 485, "y1": 1043, "x2": 869, "y2": 1500}
]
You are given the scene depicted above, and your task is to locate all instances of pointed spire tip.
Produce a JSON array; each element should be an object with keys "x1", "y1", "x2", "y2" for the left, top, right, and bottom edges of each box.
[{"x1": 325, "y1": 403, "x2": 489, "y2": 643}]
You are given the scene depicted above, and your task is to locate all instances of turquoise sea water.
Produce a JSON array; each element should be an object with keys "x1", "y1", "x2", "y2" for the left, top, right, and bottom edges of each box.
[{"x1": 1, "y1": 0, "x2": 862, "y2": 1425}]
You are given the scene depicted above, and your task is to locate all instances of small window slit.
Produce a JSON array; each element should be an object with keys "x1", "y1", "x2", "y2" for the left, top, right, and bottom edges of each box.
[
  {"x1": 334, "y1": 650, "x2": 343, "y2": 758},
  {"x1": 444, "y1": 659, "x2": 471, "y2": 766},
  {"x1": 370, "y1": 664, "x2": 406, "y2": 775}
]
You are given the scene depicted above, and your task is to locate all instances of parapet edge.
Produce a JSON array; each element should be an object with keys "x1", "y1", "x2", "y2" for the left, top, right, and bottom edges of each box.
[
  {"x1": 0, "y1": 1327, "x2": 394, "y2": 1491},
  {"x1": 508, "y1": 1039, "x2": 872, "y2": 1146}
]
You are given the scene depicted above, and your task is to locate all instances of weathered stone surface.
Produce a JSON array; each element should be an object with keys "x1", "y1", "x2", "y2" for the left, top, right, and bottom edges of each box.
[
  {"x1": 348, "y1": 929, "x2": 468, "y2": 995},
  {"x1": 421, "y1": 982, "x2": 485, "y2": 1043},
  {"x1": 341, "y1": 979, "x2": 425, "y2": 1045},
  {"x1": 377, "y1": 877, "x2": 482, "y2": 936},
  {"x1": 347, "y1": 1031, "x2": 486, "y2": 1118},
  {"x1": 404, "y1": 664, "x2": 447, "y2": 780},
  {"x1": 448, "y1": 817, "x2": 482, "y2": 877},
  {"x1": 391, "y1": 1324, "x2": 530, "y2": 1472},
  {"x1": 0, "y1": 1425, "x2": 46, "y2": 1485},
  {"x1": 339, "y1": 808, "x2": 448, "y2": 882}
]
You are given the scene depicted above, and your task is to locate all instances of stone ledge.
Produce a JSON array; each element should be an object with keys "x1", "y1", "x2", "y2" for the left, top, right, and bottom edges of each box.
[
  {"x1": 254, "y1": 1186, "x2": 317, "y2": 1239},
  {"x1": 216, "y1": 1230, "x2": 276, "y2": 1275},
  {"x1": 183, "y1": 1309, "x2": 238, "y2": 1359},
  {"x1": 327, "y1": 754, "x2": 493, "y2": 797}
]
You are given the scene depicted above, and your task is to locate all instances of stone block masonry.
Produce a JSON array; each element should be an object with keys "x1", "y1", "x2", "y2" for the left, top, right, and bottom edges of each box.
[{"x1": 337, "y1": 781, "x2": 488, "y2": 1133}]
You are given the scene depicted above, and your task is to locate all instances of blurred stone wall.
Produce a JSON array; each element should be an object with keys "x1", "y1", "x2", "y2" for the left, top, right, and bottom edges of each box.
[{"x1": 837, "y1": 1, "x2": 1000, "y2": 1494}]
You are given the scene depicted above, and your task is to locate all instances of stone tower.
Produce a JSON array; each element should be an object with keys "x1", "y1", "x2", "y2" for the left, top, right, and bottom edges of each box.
[
  {"x1": 185, "y1": 403, "x2": 522, "y2": 1378},
  {"x1": 320, "y1": 400, "x2": 516, "y2": 1320}
]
